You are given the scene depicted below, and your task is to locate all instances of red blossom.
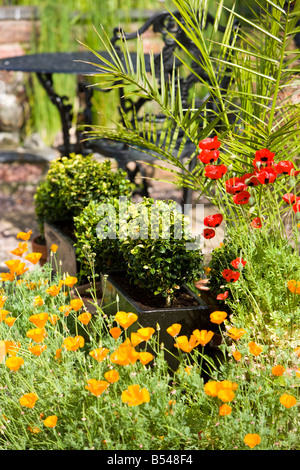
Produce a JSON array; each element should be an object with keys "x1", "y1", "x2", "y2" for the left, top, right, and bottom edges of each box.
[
  {"x1": 240, "y1": 173, "x2": 260, "y2": 186},
  {"x1": 202, "y1": 228, "x2": 216, "y2": 239},
  {"x1": 253, "y1": 148, "x2": 275, "y2": 169},
  {"x1": 250, "y1": 217, "x2": 262, "y2": 229},
  {"x1": 282, "y1": 193, "x2": 297, "y2": 204},
  {"x1": 197, "y1": 149, "x2": 220, "y2": 164},
  {"x1": 198, "y1": 136, "x2": 221, "y2": 150},
  {"x1": 222, "y1": 269, "x2": 240, "y2": 282},
  {"x1": 232, "y1": 190, "x2": 251, "y2": 205},
  {"x1": 204, "y1": 164, "x2": 227, "y2": 180},
  {"x1": 292, "y1": 199, "x2": 300, "y2": 213},
  {"x1": 255, "y1": 166, "x2": 277, "y2": 184},
  {"x1": 231, "y1": 257, "x2": 247, "y2": 269},
  {"x1": 274, "y1": 161, "x2": 294, "y2": 175},
  {"x1": 204, "y1": 213, "x2": 223, "y2": 228},
  {"x1": 217, "y1": 291, "x2": 229, "y2": 300},
  {"x1": 225, "y1": 177, "x2": 247, "y2": 195}
]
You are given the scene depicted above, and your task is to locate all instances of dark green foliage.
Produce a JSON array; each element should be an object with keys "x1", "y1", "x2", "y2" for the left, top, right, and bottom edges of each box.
[{"x1": 34, "y1": 154, "x2": 132, "y2": 235}]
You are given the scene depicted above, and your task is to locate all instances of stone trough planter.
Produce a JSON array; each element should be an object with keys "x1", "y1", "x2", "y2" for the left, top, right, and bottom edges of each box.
[
  {"x1": 100, "y1": 272, "x2": 222, "y2": 371},
  {"x1": 44, "y1": 221, "x2": 77, "y2": 277}
]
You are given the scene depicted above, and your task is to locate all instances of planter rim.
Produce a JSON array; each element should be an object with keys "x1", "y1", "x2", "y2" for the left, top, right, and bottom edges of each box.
[{"x1": 101, "y1": 272, "x2": 208, "y2": 314}]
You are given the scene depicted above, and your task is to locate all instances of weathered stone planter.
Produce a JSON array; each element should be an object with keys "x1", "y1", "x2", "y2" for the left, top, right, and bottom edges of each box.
[
  {"x1": 44, "y1": 221, "x2": 77, "y2": 276},
  {"x1": 100, "y1": 272, "x2": 221, "y2": 371}
]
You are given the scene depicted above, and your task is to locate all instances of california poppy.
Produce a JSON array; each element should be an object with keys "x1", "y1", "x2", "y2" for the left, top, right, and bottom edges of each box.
[
  {"x1": 204, "y1": 164, "x2": 227, "y2": 180},
  {"x1": 271, "y1": 365, "x2": 286, "y2": 376},
  {"x1": 29, "y1": 312, "x2": 48, "y2": 328},
  {"x1": 4, "y1": 316, "x2": 16, "y2": 327},
  {"x1": 219, "y1": 404, "x2": 232, "y2": 416},
  {"x1": 203, "y1": 213, "x2": 223, "y2": 227},
  {"x1": 10, "y1": 242, "x2": 28, "y2": 257},
  {"x1": 5, "y1": 356, "x2": 24, "y2": 371},
  {"x1": 202, "y1": 228, "x2": 215, "y2": 239},
  {"x1": 232, "y1": 190, "x2": 251, "y2": 205},
  {"x1": 244, "y1": 433, "x2": 261, "y2": 449},
  {"x1": 225, "y1": 177, "x2": 247, "y2": 195},
  {"x1": 28, "y1": 344, "x2": 47, "y2": 356},
  {"x1": 210, "y1": 311, "x2": 227, "y2": 324},
  {"x1": 19, "y1": 392, "x2": 38, "y2": 408},
  {"x1": 46, "y1": 284, "x2": 62, "y2": 297},
  {"x1": 139, "y1": 351, "x2": 154, "y2": 365},
  {"x1": 24, "y1": 252, "x2": 42, "y2": 265},
  {"x1": 109, "y1": 326, "x2": 122, "y2": 340},
  {"x1": 174, "y1": 334, "x2": 200, "y2": 353},
  {"x1": 110, "y1": 338, "x2": 139, "y2": 365},
  {"x1": 232, "y1": 350, "x2": 242, "y2": 361},
  {"x1": 63, "y1": 276, "x2": 78, "y2": 288},
  {"x1": 77, "y1": 311, "x2": 92, "y2": 325},
  {"x1": 279, "y1": 394, "x2": 297, "y2": 408},
  {"x1": 253, "y1": 148, "x2": 275, "y2": 168},
  {"x1": 198, "y1": 135, "x2": 221, "y2": 150},
  {"x1": 255, "y1": 166, "x2": 277, "y2": 184},
  {"x1": 248, "y1": 341, "x2": 263, "y2": 356},
  {"x1": 287, "y1": 279, "x2": 300, "y2": 294},
  {"x1": 0, "y1": 309, "x2": 10, "y2": 322},
  {"x1": 85, "y1": 379, "x2": 110, "y2": 397},
  {"x1": 192, "y1": 329, "x2": 214, "y2": 346},
  {"x1": 43, "y1": 415, "x2": 58, "y2": 428},
  {"x1": 26, "y1": 327, "x2": 47, "y2": 343},
  {"x1": 222, "y1": 269, "x2": 240, "y2": 282},
  {"x1": 218, "y1": 388, "x2": 235, "y2": 403},
  {"x1": 50, "y1": 244, "x2": 58, "y2": 253},
  {"x1": 115, "y1": 311, "x2": 138, "y2": 329},
  {"x1": 0, "y1": 295, "x2": 8, "y2": 308},
  {"x1": 104, "y1": 369, "x2": 120, "y2": 383},
  {"x1": 89, "y1": 347, "x2": 109, "y2": 362},
  {"x1": 166, "y1": 323, "x2": 182, "y2": 337},
  {"x1": 62, "y1": 335, "x2": 84, "y2": 351},
  {"x1": 69, "y1": 299, "x2": 83, "y2": 311},
  {"x1": 226, "y1": 327, "x2": 246, "y2": 340},
  {"x1": 121, "y1": 384, "x2": 150, "y2": 406},
  {"x1": 16, "y1": 229, "x2": 33, "y2": 241}
]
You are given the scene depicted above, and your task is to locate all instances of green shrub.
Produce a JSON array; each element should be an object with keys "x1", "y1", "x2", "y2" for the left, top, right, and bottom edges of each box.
[
  {"x1": 119, "y1": 198, "x2": 204, "y2": 306},
  {"x1": 34, "y1": 154, "x2": 133, "y2": 235}
]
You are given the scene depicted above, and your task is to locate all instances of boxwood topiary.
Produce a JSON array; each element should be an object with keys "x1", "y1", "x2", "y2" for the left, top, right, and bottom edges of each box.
[{"x1": 34, "y1": 154, "x2": 133, "y2": 235}]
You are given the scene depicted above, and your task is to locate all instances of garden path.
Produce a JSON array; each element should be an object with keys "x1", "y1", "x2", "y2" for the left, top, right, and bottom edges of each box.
[{"x1": 0, "y1": 150, "x2": 222, "y2": 274}]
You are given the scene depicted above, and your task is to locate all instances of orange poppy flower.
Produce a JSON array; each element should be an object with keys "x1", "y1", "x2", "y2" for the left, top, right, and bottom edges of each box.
[
  {"x1": 29, "y1": 312, "x2": 48, "y2": 328},
  {"x1": 46, "y1": 284, "x2": 61, "y2": 297},
  {"x1": 248, "y1": 341, "x2": 263, "y2": 356},
  {"x1": 5, "y1": 341, "x2": 21, "y2": 356},
  {"x1": 28, "y1": 344, "x2": 47, "y2": 356},
  {"x1": 0, "y1": 295, "x2": 8, "y2": 308},
  {"x1": 279, "y1": 394, "x2": 297, "y2": 408},
  {"x1": 287, "y1": 279, "x2": 300, "y2": 294},
  {"x1": 59, "y1": 305, "x2": 72, "y2": 316},
  {"x1": 85, "y1": 379, "x2": 110, "y2": 397},
  {"x1": 110, "y1": 338, "x2": 139, "y2": 365},
  {"x1": 174, "y1": 335, "x2": 199, "y2": 353},
  {"x1": 219, "y1": 404, "x2": 232, "y2": 416},
  {"x1": 192, "y1": 329, "x2": 214, "y2": 346},
  {"x1": 244, "y1": 433, "x2": 261, "y2": 449},
  {"x1": 49, "y1": 314, "x2": 59, "y2": 325},
  {"x1": 166, "y1": 323, "x2": 182, "y2": 337},
  {"x1": 50, "y1": 244, "x2": 58, "y2": 253},
  {"x1": 5, "y1": 259, "x2": 28, "y2": 276},
  {"x1": 33, "y1": 295, "x2": 44, "y2": 307},
  {"x1": 16, "y1": 229, "x2": 32, "y2": 241},
  {"x1": 27, "y1": 425, "x2": 41, "y2": 434},
  {"x1": 131, "y1": 327, "x2": 155, "y2": 347},
  {"x1": 5, "y1": 356, "x2": 24, "y2": 371},
  {"x1": 0, "y1": 309, "x2": 10, "y2": 322},
  {"x1": 55, "y1": 348, "x2": 62, "y2": 361},
  {"x1": 78, "y1": 312, "x2": 92, "y2": 325},
  {"x1": 25, "y1": 252, "x2": 42, "y2": 265},
  {"x1": 204, "y1": 380, "x2": 222, "y2": 397},
  {"x1": 115, "y1": 311, "x2": 138, "y2": 329},
  {"x1": 4, "y1": 316, "x2": 16, "y2": 327},
  {"x1": 43, "y1": 415, "x2": 58, "y2": 428},
  {"x1": 19, "y1": 392, "x2": 38, "y2": 408},
  {"x1": 217, "y1": 389, "x2": 235, "y2": 403},
  {"x1": 104, "y1": 369, "x2": 120, "y2": 383},
  {"x1": 210, "y1": 311, "x2": 227, "y2": 324},
  {"x1": 70, "y1": 299, "x2": 84, "y2": 312},
  {"x1": 121, "y1": 384, "x2": 150, "y2": 407},
  {"x1": 232, "y1": 350, "x2": 242, "y2": 361},
  {"x1": 62, "y1": 335, "x2": 84, "y2": 351},
  {"x1": 63, "y1": 276, "x2": 78, "y2": 288},
  {"x1": 138, "y1": 351, "x2": 154, "y2": 365},
  {"x1": 89, "y1": 347, "x2": 109, "y2": 362},
  {"x1": 271, "y1": 365, "x2": 286, "y2": 376},
  {"x1": 109, "y1": 326, "x2": 122, "y2": 340},
  {"x1": 10, "y1": 242, "x2": 28, "y2": 257},
  {"x1": 1, "y1": 272, "x2": 15, "y2": 282},
  {"x1": 26, "y1": 327, "x2": 47, "y2": 343},
  {"x1": 226, "y1": 328, "x2": 247, "y2": 341}
]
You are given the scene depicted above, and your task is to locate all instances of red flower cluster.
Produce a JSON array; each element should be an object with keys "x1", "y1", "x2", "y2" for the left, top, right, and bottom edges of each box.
[
  {"x1": 202, "y1": 213, "x2": 223, "y2": 240},
  {"x1": 198, "y1": 136, "x2": 228, "y2": 180}
]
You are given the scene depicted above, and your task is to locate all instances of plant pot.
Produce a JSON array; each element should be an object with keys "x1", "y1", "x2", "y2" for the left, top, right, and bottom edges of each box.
[
  {"x1": 44, "y1": 221, "x2": 77, "y2": 276},
  {"x1": 31, "y1": 235, "x2": 48, "y2": 267},
  {"x1": 100, "y1": 272, "x2": 222, "y2": 371},
  {"x1": 70, "y1": 281, "x2": 103, "y2": 316}
]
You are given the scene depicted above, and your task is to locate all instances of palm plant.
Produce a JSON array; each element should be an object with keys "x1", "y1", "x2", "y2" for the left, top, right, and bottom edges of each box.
[{"x1": 82, "y1": 0, "x2": 300, "y2": 233}]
